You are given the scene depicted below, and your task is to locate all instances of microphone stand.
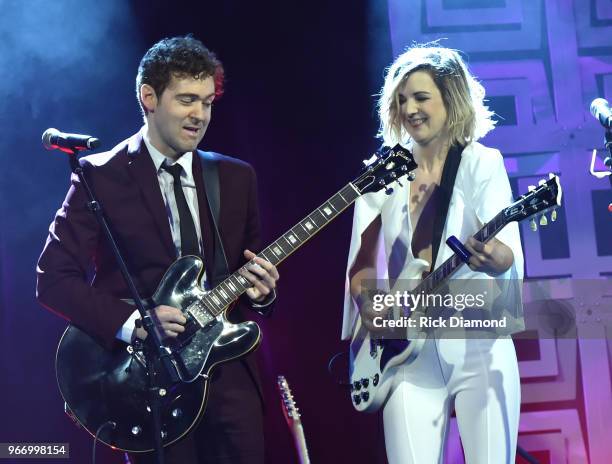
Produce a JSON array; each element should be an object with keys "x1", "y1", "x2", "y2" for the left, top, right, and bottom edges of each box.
[
  {"x1": 66, "y1": 149, "x2": 179, "y2": 464},
  {"x1": 605, "y1": 129, "x2": 612, "y2": 189}
]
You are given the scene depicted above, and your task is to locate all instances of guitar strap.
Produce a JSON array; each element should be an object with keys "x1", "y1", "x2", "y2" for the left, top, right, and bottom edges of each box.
[
  {"x1": 430, "y1": 144, "x2": 464, "y2": 271},
  {"x1": 197, "y1": 150, "x2": 230, "y2": 287}
]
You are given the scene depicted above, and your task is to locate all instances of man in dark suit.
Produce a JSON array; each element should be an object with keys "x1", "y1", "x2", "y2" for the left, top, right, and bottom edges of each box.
[{"x1": 36, "y1": 35, "x2": 278, "y2": 464}]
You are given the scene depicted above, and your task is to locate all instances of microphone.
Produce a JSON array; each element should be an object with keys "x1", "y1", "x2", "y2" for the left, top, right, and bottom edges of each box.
[
  {"x1": 42, "y1": 128, "x2": 101, "y2": 152},
  {"x1": 590, "y1": 98, "x2": 612, "y2": 129}
]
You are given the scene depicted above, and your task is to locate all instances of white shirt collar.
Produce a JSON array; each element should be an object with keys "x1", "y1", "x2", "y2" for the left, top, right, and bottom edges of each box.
[{"x1": 142, "y1": 126, "x2": 194, "y2": 178}]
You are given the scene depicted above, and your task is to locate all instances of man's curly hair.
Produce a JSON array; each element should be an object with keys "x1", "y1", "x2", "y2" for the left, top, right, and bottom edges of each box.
[{"x1": 136, "y1": 35, "x2": 224, "y2": 116}]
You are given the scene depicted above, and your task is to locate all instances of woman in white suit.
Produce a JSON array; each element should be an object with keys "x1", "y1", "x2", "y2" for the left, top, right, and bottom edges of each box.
[{"x1": 345, "y1": 44, "x2": 524, "y2": 464}]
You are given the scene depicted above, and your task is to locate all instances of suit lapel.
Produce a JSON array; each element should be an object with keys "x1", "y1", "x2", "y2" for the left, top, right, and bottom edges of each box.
[
  {"x1": 192, "y1": 153, "x2": 216, "y2": 283},
  {"x1": 126, "y1": 132, "x2": 176, "y2": 261}
]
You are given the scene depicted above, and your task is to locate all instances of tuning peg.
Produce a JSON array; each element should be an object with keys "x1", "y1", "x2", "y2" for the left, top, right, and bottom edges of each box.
[
  {"x1": 538, "y1": 179, "x2": 546, "y2": 186},
  {"x1": 407, "y1": 172, "x2": 416, "y2": 181},
  {"x1": 528, "y1": 185, "x2": 536, "y2": 192},
  {"x1": 530, "y1": 218, "x2": 538, "y2": 231},
  {"x1": 551, "y1": 210, "x2": 557, "y2": 222},
  {"x1": 539, "y1": 214, "x2": 548, "y2": 226},
  {"x1": 549, "y1": 173, "x2": 555, "y2": 179},
  {"x1": 385, "y1": 187, "x2": 394, "y2": 195}
]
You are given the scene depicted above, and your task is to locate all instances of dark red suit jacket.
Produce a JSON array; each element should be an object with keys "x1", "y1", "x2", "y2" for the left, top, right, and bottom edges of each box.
[
  {"x1": 37, "y1": 130, "x2": 265, "y2": 342},
  {"x1": 37, "y1": 131, "x2": 268, "y2": 403}
]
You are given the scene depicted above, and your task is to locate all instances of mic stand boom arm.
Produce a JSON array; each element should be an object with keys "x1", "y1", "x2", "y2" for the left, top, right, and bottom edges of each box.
[
  {"x1": 66, "y1": 151, "x2": 179, "y2": 464},
  {"x1": 605, "y1": 130, "x2": 612, "y2": 189}
]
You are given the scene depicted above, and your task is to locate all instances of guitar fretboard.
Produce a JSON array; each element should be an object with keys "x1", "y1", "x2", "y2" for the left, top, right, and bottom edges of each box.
[
  {"x1": 414, "y1": 210, "x2": 507, "y2": 295},
  {"x1": 189, "y1": 183, "x2": 361, "y2": 322}
]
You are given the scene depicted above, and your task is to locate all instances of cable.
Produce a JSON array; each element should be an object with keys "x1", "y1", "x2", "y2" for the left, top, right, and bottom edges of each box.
[
  {"x1": 326, "y1": 350, "x2": 351, "y2": 387},
  {"x1": 92, "y1": 421, "x2": 116, "y2": 464}
]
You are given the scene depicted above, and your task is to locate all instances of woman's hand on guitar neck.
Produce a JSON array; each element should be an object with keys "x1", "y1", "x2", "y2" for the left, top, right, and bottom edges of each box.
[{"x1": 464, "y1": 237, "x2": 514, "y2": 276}]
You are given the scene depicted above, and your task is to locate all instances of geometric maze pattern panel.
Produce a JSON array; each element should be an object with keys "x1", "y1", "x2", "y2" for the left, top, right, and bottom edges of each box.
[{"x1": 387, "y1": 1, "x2": 612, "y2": 462}]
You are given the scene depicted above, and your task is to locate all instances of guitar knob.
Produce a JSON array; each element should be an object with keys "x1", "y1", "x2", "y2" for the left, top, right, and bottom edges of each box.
[
  {"x1": 353, "y1": 381, "x2": 362, "y2": 391},
  {"x1": 361, "y1": 391, "x2": 370, "y2": 402},
  {"x1": 361, "y1": 378, "x2": 369, "y2": 388},
  {"x1": 131, "y1": 426, "x2": 142, "y2": 436},
  {"x1": 373, "y1": 374, "x2": 380, "y2": 386},
  {"x1": 171, "y1": 408, "x2": 183, "y2": 419},
  {"x1": 353, "y1": 394, "x2": 362, "y2": 405}
]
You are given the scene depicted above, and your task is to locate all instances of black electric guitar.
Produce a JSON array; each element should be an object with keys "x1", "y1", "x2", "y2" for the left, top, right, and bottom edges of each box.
[
  {"x1": 55, "y1": 145, "x2": 417, "y2": 452},
  {"x1": 278, "y1": 376, "x2": 310, "y2": 464}
]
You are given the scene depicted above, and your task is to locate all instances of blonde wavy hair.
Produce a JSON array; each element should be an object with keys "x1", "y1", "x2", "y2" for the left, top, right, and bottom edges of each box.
[{"x1": 378, "y1": 44, "x2": 495, "y2": 147}]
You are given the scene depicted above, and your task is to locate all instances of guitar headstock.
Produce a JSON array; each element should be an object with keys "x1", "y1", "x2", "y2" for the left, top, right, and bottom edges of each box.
[
  {"x1": 352, "y1": 144, "x2": 418, "y2": 196},
  {"x1": 504, "y1": 174, "x2": 563, "y2": 230},
  {"x1": 278, "y1": 375, "x2": 301, "y2": 426}
]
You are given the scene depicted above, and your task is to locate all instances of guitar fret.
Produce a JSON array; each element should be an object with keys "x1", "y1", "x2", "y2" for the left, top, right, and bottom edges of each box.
[
  {"x1": 210, "y1": 293, "x2": 222, "y2": 307},
  {"x1": 218, "y1": 286, "x2": 230, "y2": 301},
  {"x1": 312, "y1": 209, "x2": 327, "y2": 227},
  {"x1": 282, "y1": 235, "x2": 295, "y2": 250},
  {"x1": 320, "y1": 202, "x2": 336, "y2": 218},
  {"x1": 326, "y1": 200, "x2": 338, "y2": 212},
  {"x1": 261, "y1": 248, "x2": 277, "y2": 264},
  {"x1": 236, "y1": 273, "x2": 249, "y2": 287},
  {"x1": 270, "y1": 242, "x2": 286, "y2": 259},
  {"x1": 222, "y1": 282, "x2": 238, "y2": 300},
  {"x1": 230, "y1": 275, "x2": 247, "y2": 295},
  {"x1": 291, "y1": 224, "x2": 309, "y2": 242},
  {"x1": 306, "y1": 214, "x2": 320, "y2": 228},
  {"x1": 299, "y1": 221, "x2": 314, "y2": 235},
  {"x1": 330, "y1": 194, "x2": 348, "y2": 212},
  {"x1": 340, "y1": 184, "x2": 360, "y2": 203},
  {"x1": 199, "y1": 297, "x2": 217, "y2": 314},
  {"x1": 227, "y1": 280, "x2": 238, "y2": 294}
]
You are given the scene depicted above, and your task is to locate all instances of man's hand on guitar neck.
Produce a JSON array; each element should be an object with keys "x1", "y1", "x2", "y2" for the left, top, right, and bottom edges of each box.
[
  {"x1": 239, "y1": 249, "x2": 279, "y2": 304},
  {"x1": 133, "y1": 305, "x2": 187, "y2": 341}
]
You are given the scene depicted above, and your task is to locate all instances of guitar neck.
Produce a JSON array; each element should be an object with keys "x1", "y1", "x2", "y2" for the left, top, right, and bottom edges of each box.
[
  {"x1": 291, "y1": 422, "x2": 311, "y2": 464},
  {"x1": 192, "y1": 183, "x2": 361, "y2": 319},
  {"x1": 415, "y1": 211, "x2": 507, "y2": 295}
]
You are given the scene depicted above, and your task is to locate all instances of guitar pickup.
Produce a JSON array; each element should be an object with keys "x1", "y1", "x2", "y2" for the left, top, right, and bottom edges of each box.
[{"x1": 186, "y1": 302, "x2": 215, "y2": 328}]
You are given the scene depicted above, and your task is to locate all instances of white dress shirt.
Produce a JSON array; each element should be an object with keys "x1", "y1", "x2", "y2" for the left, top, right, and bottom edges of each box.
[{"x1": 116, "y1": 127, "x2": 207, "y2": 342}]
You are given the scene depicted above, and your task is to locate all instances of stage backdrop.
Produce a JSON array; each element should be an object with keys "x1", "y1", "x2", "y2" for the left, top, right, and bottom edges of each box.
[{"x1": 1, "y1": 1, "x2": 611, "y2": 463}]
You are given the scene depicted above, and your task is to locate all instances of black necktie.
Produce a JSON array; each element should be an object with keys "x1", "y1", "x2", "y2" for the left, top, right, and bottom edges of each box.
[{"x1": 162, "y1": 163, "x2": 200, "y2": 256}]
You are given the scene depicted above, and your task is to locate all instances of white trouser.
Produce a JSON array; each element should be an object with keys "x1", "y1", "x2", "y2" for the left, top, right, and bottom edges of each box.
[{"x1": 382, "y1": 336, "x2": 521, "y2": 464}]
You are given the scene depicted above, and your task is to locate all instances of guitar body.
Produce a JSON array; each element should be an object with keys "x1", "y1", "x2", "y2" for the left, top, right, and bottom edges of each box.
[
  {"x1": 348, "y1": 259, "x2": 429, "y2": 413},
  {"x1": 56, "y1": 256, "x2": 261, "y2": 452}
]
